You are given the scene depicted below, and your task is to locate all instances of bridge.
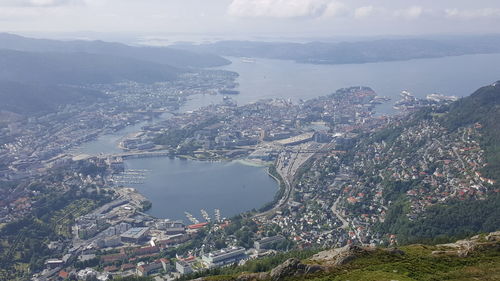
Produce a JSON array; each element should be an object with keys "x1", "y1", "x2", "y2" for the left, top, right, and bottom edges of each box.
[
  {"x1": 281, "y1": 148, "x2": 345, "y2": 154},
  {"x1": 98, "y1": 150, "x2": 171, "y2": 159}
]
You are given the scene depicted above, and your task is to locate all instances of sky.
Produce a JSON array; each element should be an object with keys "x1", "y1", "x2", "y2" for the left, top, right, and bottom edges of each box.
[{"x1": 1, "y1": 0, "x2": 500, "y2": 41}]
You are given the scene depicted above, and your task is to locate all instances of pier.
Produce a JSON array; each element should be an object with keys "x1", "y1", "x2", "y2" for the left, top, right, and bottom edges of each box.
[{"x1": 185, "y1": 212, "x2": 200, "y2": 224}]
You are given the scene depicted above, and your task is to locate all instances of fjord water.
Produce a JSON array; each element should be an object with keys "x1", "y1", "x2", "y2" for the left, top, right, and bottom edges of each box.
[
  {"x1": 125, "y1": 158, "x2": 276, "y2": 222},
  {"x1": 222, "y1": 53, "x2": 500, "y2": 114},
  {"x1": 76, "y1": 53, "x2": 500, "y2": 222}
]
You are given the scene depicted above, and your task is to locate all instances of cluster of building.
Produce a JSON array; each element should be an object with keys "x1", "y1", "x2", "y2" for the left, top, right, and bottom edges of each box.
[
  {"x1": 123, "y1": 86, "x2": 383, "y2": 162},
  {"x1": 339, "y1": 118, "x2": 494, "y2": 227},
  {"x1": 269, "y1": 98, "x2": 495, "y2": 247},
  {"x1": 41, "y1": 200, "x2": 293, "y2": 280}
]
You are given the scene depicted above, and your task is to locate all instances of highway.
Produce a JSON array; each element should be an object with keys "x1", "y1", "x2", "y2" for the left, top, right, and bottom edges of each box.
[{"x1": 254, "y1": 142, "x2": 328, "y2": 218}]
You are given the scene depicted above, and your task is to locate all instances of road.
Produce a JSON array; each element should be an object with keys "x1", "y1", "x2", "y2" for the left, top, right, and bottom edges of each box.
[{"x1": 331, "y1": 197, "x2": 349, "y2": 229}]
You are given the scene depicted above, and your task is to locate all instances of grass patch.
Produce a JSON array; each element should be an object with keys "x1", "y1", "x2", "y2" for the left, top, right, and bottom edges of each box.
[{"x1": 284, "y1": 243, "x2": 500, "y2": 281}]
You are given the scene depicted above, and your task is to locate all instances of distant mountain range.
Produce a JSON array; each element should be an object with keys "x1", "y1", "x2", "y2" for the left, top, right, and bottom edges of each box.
[
  {"x1": 173, "y1": 35, "x2": 500, "y2": 64},
  {"x1": 0, "y1": 33, "x2": 230, "y2": 115},
  {"x1": 0, "y1": 33, "x2": 230, "y2": 68}
]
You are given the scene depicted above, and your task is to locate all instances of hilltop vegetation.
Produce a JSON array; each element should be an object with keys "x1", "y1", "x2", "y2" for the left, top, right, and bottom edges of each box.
[
  {"x1": 185, "y1": 232, "x2": 500, "y2": 281},
  {"x1": 0, "y1": 81, "x2": 104, "y2": 115},
  {"x1": 379, "y1": 193, "x2": 500, "y2": 245},
  {"x1": 0, "y1": 49, "x2": 181, "y2": 85}
]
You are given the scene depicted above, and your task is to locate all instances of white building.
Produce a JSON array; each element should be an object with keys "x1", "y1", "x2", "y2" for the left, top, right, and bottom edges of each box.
[{"x1": 201, "y1": 247, "x2": 246, "y2": 268}]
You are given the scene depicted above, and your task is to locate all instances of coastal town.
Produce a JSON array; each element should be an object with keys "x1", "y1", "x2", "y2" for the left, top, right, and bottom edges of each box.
[
  {"x1": 0, "y1": 69, "x2": 237, "y2": 183},
  {"x1": 2, "y1": 2, "x2": 500, "y2": 280},
  {"x1": 0, "y1": 76, "x2": 492, "y2": 281}
]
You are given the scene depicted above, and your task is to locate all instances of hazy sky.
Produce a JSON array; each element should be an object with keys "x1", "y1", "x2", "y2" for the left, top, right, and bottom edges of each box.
[{"x1": 1, "y1": 0, "x2": 500, "y2": 40}]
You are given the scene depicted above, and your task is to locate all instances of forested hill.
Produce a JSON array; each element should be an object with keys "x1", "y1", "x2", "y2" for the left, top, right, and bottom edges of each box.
[
  {"x1": 0, "y1": 49, "x2": 181, "y2": 85},
  {"x1": 358, "y1": 81, "x2": 500, "y2": 244},
  {"x1": 0, "y1": 81, "x2": 104, "y2": 115},
  {"x1": 442, "y1": 81, "x2": 500, "y2": 182},
  {"x1": 0, "y1": 49, "x2": 179, "y2": 115},
  {"x1": 0, "y1": 33, "x2": 230, "y2": 68}
]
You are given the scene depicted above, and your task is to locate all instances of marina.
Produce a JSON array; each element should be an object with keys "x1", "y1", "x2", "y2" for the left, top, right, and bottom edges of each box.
[
  {"x1": 215, "y1": 209, "x2": 221, "y2": 222},
  {"x1": 184, "y1": 212, "x2": 200, "y2": 224},
  {"x1": 200, "y1": 209, "x2": 211, "y2": 222}
]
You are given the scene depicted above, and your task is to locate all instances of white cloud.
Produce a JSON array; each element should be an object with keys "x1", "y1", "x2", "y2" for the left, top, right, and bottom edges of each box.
[
  {"x1": 354, "y1": 5, "x2": 376, "y2": 19},
  {"x1": 227, "y1": 0, "x2": 333, "y2": 19},
  {"x1": 0, "y1": 6, "x2": 40, "y2": 20},
  {"x1": 0, "y1": 0, "x2": 80, "y2": 7},
  {"x1": 226, "y1": 1, "x2": 500, "y2": 23},
  {"x1": 322, "y1": 2, "x2": 350, "y2": 18},
  {"x1": 445, "y1": 8, "x2": 500, "y2": 20},
  {"x1": 394, "y1": 6, "x2": 423, "y2": 20}
]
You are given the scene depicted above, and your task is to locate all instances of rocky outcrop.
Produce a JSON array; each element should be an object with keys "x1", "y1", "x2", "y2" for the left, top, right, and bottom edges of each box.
[
  {"x1": 311, "y1": 244, "x2": 374, "y2": 266},
  {"x1": 432, "y1": 231, "x2": 500, "y2": 257},
  {"x1": 486, "y1": 231, "x2": 500, "y2": 242},
  {"x1": 269, "y1": 258, "x2": 323, "y2": 281},
  {"x1": 235, "y1": 272, "x2": 270, "y2": 281}
]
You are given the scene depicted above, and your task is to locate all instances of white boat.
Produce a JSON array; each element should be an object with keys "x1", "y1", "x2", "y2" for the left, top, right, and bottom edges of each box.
[{"x1": 241, "y1": 57, "x2": 256, "y2": 63}]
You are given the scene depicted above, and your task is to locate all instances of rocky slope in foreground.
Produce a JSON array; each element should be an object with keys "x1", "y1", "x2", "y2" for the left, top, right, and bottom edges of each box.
[{"x1": 191, "y1": 232, "x2": 500, "y2": 281}]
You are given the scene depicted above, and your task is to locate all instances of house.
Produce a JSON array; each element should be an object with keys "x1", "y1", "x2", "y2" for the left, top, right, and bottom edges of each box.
[{"x1": 137, "y1": 260, "x2": 164, "y2": 277}]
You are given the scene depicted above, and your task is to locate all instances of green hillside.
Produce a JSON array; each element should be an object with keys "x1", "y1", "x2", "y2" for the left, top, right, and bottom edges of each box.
[
  {"x1": 0, "y1": 49, "x2": 181, "y2": 85},
  {"x1": 442, "y1": 81, "x2": 500, "y2": 182},
  {"x1": 0, "y1": 81, "x2": 105, "y2": 115},
  {"x1": 394, "y1": 83, "x2": 500, "y2": 244},
  {"x1": 182, "y1": 232, "x2": 500, "y2": 281}
]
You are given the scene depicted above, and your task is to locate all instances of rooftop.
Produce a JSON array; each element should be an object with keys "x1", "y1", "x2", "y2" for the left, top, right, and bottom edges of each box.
[{"x1": 120, "y1": 227, "x2": 149, "y2": 239}]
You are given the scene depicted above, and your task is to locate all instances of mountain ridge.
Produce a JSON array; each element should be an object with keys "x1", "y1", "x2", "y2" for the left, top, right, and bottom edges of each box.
[
  {"x1": 0, "y1": 48, "x2": 181, "y2": 85},
  {"x1": 173, "y1": 35, "x2": 500, "y2": 64},
  {"x1": 0, "y1": 33, "x2": 230, "y2": 68},
  {"x1": 0, "y1": 33, "x2": 231, "y2": 116},
  {"x1": 0, "y1": 81, "x2": 105, "y2": 115}
]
